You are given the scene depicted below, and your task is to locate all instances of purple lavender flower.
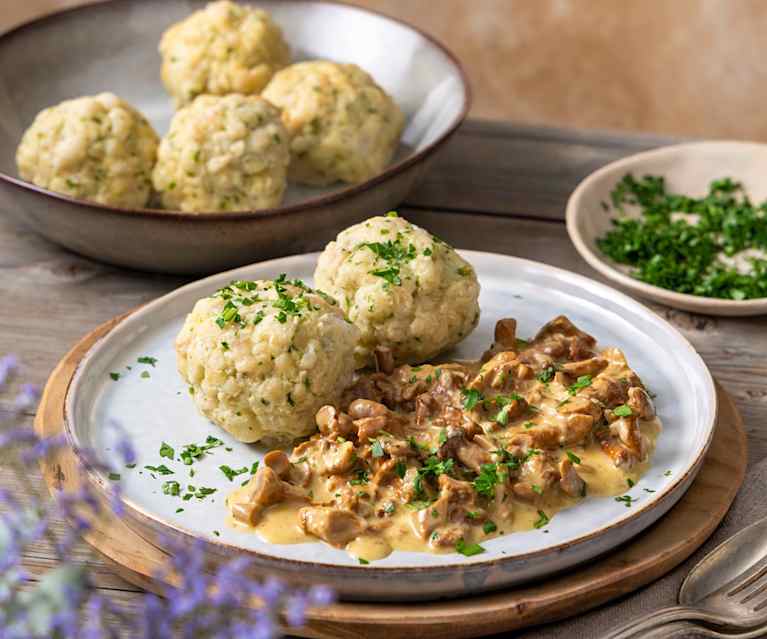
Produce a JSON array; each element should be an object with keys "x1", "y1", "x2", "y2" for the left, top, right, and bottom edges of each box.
[
  {"x1": 0, "y1": 427, "x2": 38, "y2": 449},
  {"x1": 19, "y1": 433, "x2": 66, "y2": 464},
  {"x1": 0, "y1": 357, "x2": 335, "y2": 638},
  {"x1": 307, "y1": 584, "x2": 335, "y2": 607},
  {"x1": 13, "y1": 383, "x2": 40, "y2": 412},
  {"x1": 106, "y1": 419, "x2": 136, "y2": 466},
  {"x1": 0, "y1": 354, "x2": 18, "y2": 389}
]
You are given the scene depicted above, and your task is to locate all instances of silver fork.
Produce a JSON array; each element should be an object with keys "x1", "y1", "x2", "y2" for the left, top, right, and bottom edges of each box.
[
  {"x1": 644, "y1": 621, "x2": 767, "y2": 638},
  {"x1": 602, "y1": 516, "x2": 767, "y2": 638}
]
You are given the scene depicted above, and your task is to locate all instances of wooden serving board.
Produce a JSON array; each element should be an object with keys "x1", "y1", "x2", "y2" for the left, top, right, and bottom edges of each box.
[{"x1": 35, "y1": 316, "x2": 747, "y2": 639}]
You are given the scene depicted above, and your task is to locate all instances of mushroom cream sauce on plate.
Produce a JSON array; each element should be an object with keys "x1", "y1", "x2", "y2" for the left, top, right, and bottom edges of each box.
[
  {"x1": 64, "y1": 215, "x2": 715, "y2": 600},
  {"x1": 226, "y1": 316, "x2": 661, "y2": 561}
]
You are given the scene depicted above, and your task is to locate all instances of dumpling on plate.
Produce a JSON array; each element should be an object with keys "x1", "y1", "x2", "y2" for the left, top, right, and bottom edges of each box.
[
  {"x1": 262, "y1": 60, "x2": 405, "y2": 186},
  {"x1": 159, "y1": 0, "x2": 290, "y2": 108},
  {"x1": 175, "y1": 276, "x2": 359, "y2": 444},
  {"x1": 314, "y1": 213, "x2": 480, "y2": 368},
  {"x1": 15, "y1": 93, "x2": 159, "y2": 208},
  {"x1": 152, "y1": 94, "x2": 290, "y2": 212}
]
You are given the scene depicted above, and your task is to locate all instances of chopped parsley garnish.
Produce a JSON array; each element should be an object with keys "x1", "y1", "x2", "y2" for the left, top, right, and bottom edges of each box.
[
  {"x1": 108, "y1": 472, "x2": 121, "y2": 481},
  {"x1": 179, "y1": 436, "x2": 224, "y2": 465},
  {"x1": 182, "y1": 486, "x2": 217, "y2": 500},
  {"x1": 163, "y1": 480, "x2": 181, "y2": 496},
  {"x1": 473, "y1": 463, "x2": 500, "y2": 498},
  {"x1": 250, "y1": 461, "x2": 260, "y2": 475},
  {"x1": 536, "y1": 366, "x2": 556, "y2": 384},
  {"x1": 361, "y1": 235, "x2": 417, "y2": 286},
  {"x1": 534, "y1": 510, "x2": 550, "y2": 529},
  {"x1": 532, "y1": 484, "x2": 543, "y2": 495},
  {"x1": 597, "y1": 174, "x2": 767, "y2": 300},
  {"x1": 221, "y1": 341, "x2": 230, "y2": 351},
  {"x1": 140, "y1": 371, "x2": 150, "y2": 379},
  {"x1": 159, "y1": 442, "x2": 175, "y2": 460},
  {"x1": 395, "y1": 461, "x2": 407, "y2": 479},
  {"x1": 456, "y1": 266, "x2": 472, "y2": 277},
  {"x1": 644, "y1": 488, "x2": 656, "y2": 493},
  {"x1": 567, "y1": 375, "x2": 593, "y2": 396},
  {"x1": 495, "y1": 404, "x2": 514, "y2": 425},
  {"x1": 456, "y1": 538, "x2": 485, "y2": 556},
  {"x1": 627, "y1": 478, "x2": 635, "y2": 488},
  {"x1": 175, "y1": 508, "x2": 184, "y2": 514},
  {"x1": 414, "y1": 456, "x2": 454, "y2": 496},
  {"x1": 109, "y1": 372, "x2": 120, "y2": 381},
  {"x1": 614, "y1": 404, "x2": 633, "y2": 417},
  {"x1": 137, "y1": 356, "x2": 157, "y2": 367},
  {"x1": 145, "y1": 464, "x2": 173, "y2": 475},
  {"x1": 566, "y1": 451, "x2": 582, "y2": 465},
  {"x1": 358, "y1": 558, "x2": 370, "y2": 565},
  {"x1": 664, "y1": 470, "x2": 673, "y2": 477},
  {"x1": 369, "y1": 267, "x2": 401, "y2": 286},
  {"x1": 461, "y1": 388, "x2": 484, "y2": 411},
  {"x1": 491, "y1": 394, "x2": 523, "y2": 425},
  {"x1": 483, "y1": 521, "x2": 497, "y2": 535},
  {"x1": 219, "y1": 465, "x2": 248, "y2": 482},
  {"x1": 349, "y1": 469, "x2": 370, "y2": 486},
  {"x1": 615, "y1": 495, "x2": 637, "y2": 508}
]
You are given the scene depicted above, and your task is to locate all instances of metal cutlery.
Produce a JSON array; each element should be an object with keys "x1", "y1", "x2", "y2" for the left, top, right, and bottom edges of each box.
[{"x1": 601, "y1": 516, "x2": 767, "y2": 639}]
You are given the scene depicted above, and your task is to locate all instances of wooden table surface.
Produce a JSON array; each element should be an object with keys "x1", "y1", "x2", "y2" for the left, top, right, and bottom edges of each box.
[{"x1": 2, "y1": 120, "x2": 766, "y2": 630}]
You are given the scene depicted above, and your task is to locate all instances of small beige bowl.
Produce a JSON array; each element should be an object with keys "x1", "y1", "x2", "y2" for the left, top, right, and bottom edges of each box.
[{"x1": 566, "y1": 141, "x2": 767, "y2": 317}]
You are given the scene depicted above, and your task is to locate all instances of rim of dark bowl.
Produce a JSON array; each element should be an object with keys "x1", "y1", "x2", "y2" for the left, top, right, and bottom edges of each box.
[{"x1": 0, "y1": 0, "x2": 472, "y2": 222}]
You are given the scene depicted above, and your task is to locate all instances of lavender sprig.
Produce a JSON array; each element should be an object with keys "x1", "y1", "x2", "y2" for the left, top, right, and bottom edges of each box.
[{"x1": 0, "y1": 355, "x2": 333, "y2": 637}]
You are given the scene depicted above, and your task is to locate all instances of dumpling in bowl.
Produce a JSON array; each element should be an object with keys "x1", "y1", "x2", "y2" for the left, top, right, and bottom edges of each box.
[
  {"x1": 15, "y1": 93, "x2": 159, "y2": 208},
  {"x1": 159, "y1": 0, "x2": 290, "y2": 107},
  {"x1": 314, "y1": 213, "x2": 480, "y2": 368},
  {"x1": 262, "y1": 60, "x2": 405, "y2": 186},
  {"x1": 176, "y1": 276, "x2": 359, "y2": 444},
  {"x1": 152, "y1": 94, "x2": 290, "y2": 212}
]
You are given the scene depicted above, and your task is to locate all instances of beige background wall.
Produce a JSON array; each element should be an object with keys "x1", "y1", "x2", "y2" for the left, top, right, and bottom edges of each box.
[{"x1": 4, "y1": 0, "x2": 766, "y2": 140}]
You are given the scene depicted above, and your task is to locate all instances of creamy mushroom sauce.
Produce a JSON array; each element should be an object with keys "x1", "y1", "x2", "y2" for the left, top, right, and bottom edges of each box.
[{"x1": 226, "y1": 316, "x2": 661, "y2": 561}]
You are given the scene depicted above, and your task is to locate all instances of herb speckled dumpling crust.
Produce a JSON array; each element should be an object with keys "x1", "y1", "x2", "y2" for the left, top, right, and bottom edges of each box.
[
  {"x1": 15, "y1": 93, "x2": 159, "y2": 208},
  {"x1": 159, "y1": 0, "x2": 290, "y2": 108},
  {"x1": 313, "y1": 214, "x2": 480, "y2": 368},
  {"x1": 176, "y1": 276, "x2": 360, "y2": 444},
  {"x1": 262, "y1": 61, "x2": 405, "y2": 186},
  {"x1": 152, "y1": 94, "x2": 290, "y2": 212}
]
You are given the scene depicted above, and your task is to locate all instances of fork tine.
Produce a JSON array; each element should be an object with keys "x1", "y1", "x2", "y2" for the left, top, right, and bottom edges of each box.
[
  {"x1": 740, "y1": 578, "x2": 767, "y2": 605},
  {"x1": 727, "y1": 556, "x2": 767, "y2": 597},
  {"x1": 753, "y1": 594, "x2": 767, "y2": 612}
]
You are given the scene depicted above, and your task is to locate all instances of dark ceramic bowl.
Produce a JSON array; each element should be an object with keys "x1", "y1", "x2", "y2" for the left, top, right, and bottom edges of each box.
[{"x1": 0, "y1": 0, "x2": 469, "y2": 274}]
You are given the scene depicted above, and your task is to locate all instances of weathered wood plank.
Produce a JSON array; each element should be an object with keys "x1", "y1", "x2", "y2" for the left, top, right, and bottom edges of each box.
[{"x1": 405, "y1": 121, "x2": 674, "y2": 219}]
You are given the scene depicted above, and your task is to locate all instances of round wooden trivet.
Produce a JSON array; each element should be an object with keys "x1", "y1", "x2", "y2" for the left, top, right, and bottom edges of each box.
[{"x1": 35, "y1": 316, "x2": 747, "y2": 639}]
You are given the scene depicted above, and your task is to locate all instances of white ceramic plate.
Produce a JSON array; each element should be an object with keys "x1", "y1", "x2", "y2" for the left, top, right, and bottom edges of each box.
[
  {"x1": 64, "y1": 252, "x2": 717, "y2": 601},
  {"x1": 566, "y1": 141, "x2": 767, "y2": 316}
]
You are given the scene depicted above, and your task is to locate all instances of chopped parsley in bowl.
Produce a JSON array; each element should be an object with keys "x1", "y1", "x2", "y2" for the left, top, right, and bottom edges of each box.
[{"x1": 597, "y1": 174, "x2": 767, "y2": 301}]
